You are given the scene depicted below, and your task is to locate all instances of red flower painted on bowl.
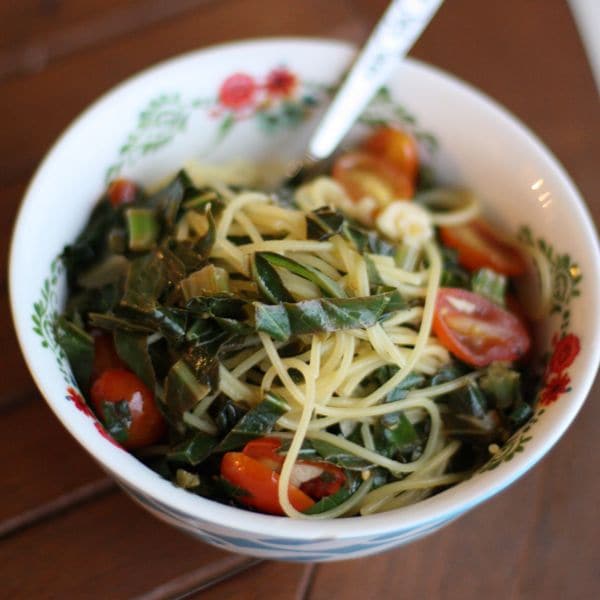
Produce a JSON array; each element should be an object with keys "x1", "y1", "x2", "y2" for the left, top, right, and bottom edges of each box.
[
  {"x1": 265, "y1": 68, "x2": 298, "y2": 97},
  {"x1": 539, "y1": 372, "x2": 571, "y2": 407},
  {"x1": 66, "y1": 386, "x2": 93, "y2": 417},
  {"x1": 218, "y1": 73, "x2": 258, "y2": 110},
  {"x1": 548, "y1": 333, "x2": 580, "y2": 374}
]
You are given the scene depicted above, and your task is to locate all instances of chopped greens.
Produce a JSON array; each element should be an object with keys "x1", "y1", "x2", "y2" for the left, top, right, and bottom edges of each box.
[{"x1": 56, "y1": 142, "x2": 536, "y2": 520}]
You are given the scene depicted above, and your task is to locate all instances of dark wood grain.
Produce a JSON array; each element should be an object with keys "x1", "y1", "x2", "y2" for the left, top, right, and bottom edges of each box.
[
  {"x1": 0, "y1": 398, "x2": 107, "y2": 531},
  {"x1": 0, "y1": 0, "x2": 218, "y2": 81},
  {"x1": 0, "y1": 491, "x2": 254, "y2": 599},
  {"x1": 192, "y1": 561, "x2": 312, "y2": 600}
]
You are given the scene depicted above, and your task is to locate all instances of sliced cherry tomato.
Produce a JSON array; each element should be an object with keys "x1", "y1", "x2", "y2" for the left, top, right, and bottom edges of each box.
[
  {"x1": 300, "y1": 462, "x2": 346, "y2": 500},
  {"x1": 362, "y1": 126, "x2": 419, "y2": 182},
  {"x1": 220, "y1": 452, "x2": 315, "y2": 515},
  {"x1": 439, "y1": 219, "x2": 526, "y2": 276},
  {"x1": 433, "y1": 288, "x2": 531, "y2": 367},
  {"x1": 91, "y1": 332, "x2": 124, "y2": 382},
  {"x1": 332, "y1": 152, "x2": 414, "y2": 210},
  {"x1": 107, "y1": 178, "x2": 137, "y2": 206},
  {"x1": 90, "y1": 368, "x2": 166, "y2": 449},
  {"x1": 243, "y1": 437, "x2": 284, "y2": 471},
  {"x1": 242, "y1": 437, "x2": 345, "y2": 501}
]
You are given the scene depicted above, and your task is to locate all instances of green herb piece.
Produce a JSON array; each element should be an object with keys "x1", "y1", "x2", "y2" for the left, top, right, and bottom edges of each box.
[
  {"x1": 471, "y1": 268, "x2": 506, "y2": 305},
  {"x1": 310, "y1": 439, "x2": 374, "y2": 470},
  {"x1": 88, "y1": 311, "x2": 155, "y2": 334},
  {"x1": 149, "y1": 169, "x2": 197, "y2": 229},
  {"x1": 186, "y1": 293, "x2": 248, "y2": 320},
  {"x1": 303, "y1": 478, "x2": 361, "y2": 515},
  {"x1": 445, "y1": 382, "x2": 488, "y2": 419},
  {"x1": 62, "y1": 199, "x2": 121, "y2": 289},
  {"x1": 77, "y1": 255, "x2": 129, "y2": 289},
  {"x1": 258, "y1": 251, "x2": 346, "y2": 298},
  {"x1": 376, "y1": 413, "x2": 419, "y2": 458},
  {"x1": 181, "y1": 265, "x2": 229, "y2": 300},
  {"x1": 164, "y1": 347, "x2": 218, "y2": 420},
  {"x1": 343, "y1": 223, "x2": 395, "y2": 257},
  {"x1": 54, "y1": 316, "x2": 94, "y2": 392},
  {"x1": 480, "y1": 363, "x2": 523, "y2": 410},
  {"x1": 439, "y1": 246, "x2": 470, "y2": 288},
  {"x1": 121, "y1": 252, "x2": 167, "y2": 313},
  {"x1": 126, "y1": 208, "x2": 160, "y2": 251},
  {"x1": 175, "y1": 468, "x2": 201, "y2": 489},
  {"x1": 253, "y1": 290, "x2": 405, "y2": 342},
  {"x1": 209, "y1": 396, "x2": 248, "y2": 435},
  {"x1": 306, "y1": 207, "x2": 345, "y2": 241},
  {"x1": 101, "y1": 400, "x2": 132, "y2": 443},
  {"x1": 252, "y1": 253, "x2": 295, "y2": 303},
  {"x1": 213, "y1": 392, "x2": 289, "y2": 453},
  {"x1": 508, "y1": 402, "x2": 533, "y2": 427},
  {"x1": 114, "y1": 330, "x2": 156, "y2": 391},
  {"x1": 167, "y1": 432, "x2": 217, "y2": 466}
]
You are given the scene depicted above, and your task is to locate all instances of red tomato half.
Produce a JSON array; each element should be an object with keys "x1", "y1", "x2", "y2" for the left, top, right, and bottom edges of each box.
[
  {"x1": 220, "y1": 452, "x2": 315, "y2": 515},
  {"x1": 242, "y1": 437, "x2": 346, "y2": 502},
  {"x1": 439, "y1": 219, "x2": 526, "y2": 276},
  {"x1": 332, "y1": 152, "x2": 414, "y2": 208},
  {"x1": 433, "y1": 288, "x2": 531, "y2": 367},
  {"x1": 300, "y1": 463, "x2": 346, "y2": 500},
  {"x1": 362, "y1": 126, "x2": 419, "y2": 182},
  {"x1": 107, "y1": 178, "x2": 137, "y2": 206},
  {"x1": 90, "y1": 368, "x2": 165, "y2": 449},
  {"x1": 243, "y1": 437, "x2": 284, "y2": 471}
]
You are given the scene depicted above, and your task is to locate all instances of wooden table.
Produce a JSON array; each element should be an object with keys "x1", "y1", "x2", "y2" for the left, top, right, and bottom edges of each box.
[{"x1": 2, "y1": 1, "x2": 599, "y2": 598}]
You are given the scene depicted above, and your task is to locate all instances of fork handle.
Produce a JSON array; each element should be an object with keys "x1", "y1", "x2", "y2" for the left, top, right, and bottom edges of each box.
[{"x1": 308, "y1": 0, "x2": 444, "y2": 160}]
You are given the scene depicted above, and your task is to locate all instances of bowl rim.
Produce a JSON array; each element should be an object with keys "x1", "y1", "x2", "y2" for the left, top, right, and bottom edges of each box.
[{"x1": 9, "y1": 36, "x2": 600, "y2": 540}]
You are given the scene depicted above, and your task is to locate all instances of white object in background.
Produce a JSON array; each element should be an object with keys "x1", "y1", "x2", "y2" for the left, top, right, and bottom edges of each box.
[{"x1": 568, "y1": 0, "x2": 600, "y2": 93}]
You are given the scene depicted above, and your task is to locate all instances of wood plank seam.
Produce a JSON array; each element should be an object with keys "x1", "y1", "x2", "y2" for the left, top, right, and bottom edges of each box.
[
  {"x1": 0, "y1": 478, "x2": 115, "y2": 540},
  {"x1": 131, "y1": 557, "x2": 263, "y2": 600},
  {"x1": 296, "y1": 563, "x2": 317, "y2": 600},
  {"x1": 0, "y1": 0, "x2": 219, "y2": 83}
]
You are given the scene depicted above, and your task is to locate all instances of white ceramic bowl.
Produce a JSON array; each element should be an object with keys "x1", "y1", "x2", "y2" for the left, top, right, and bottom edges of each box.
[{"x1": 10, "y1": 38, "x2": 600, "y2": 561}]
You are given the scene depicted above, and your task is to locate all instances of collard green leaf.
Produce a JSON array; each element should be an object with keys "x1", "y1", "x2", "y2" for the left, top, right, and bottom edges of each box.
[
  {"x1": 148, "y1": 169, "x2": 197, "y2": 230},
  {"x1": 88, "y1": 312, "x2": 155, "y2": 335},
  {"x1": 310, "y1": 438, "x2": 374, "y2": 471},
  {"x1": 253, "y1": 303, "x2": 291, "y2": 341},
  {"x1": 113, "y1": 330, "x2": 156, "y2": 391},
  {"x1": 253, "y1": 291, "x2": 405, "y2": 341},
  {"x1": 121, "y1": 252, "x2": 167, "y2": 313},
  {"x1": 439, "y1": 246, "x2": 470, "y2": 288},
  {"x1": 62, "y1": 199, "x2": 122, "y2": 289},
  {"x1": 306, "y1": 207, "x2": 345, "y2": 241},
  {"x1": 164, "y1": 345, "x2": 218, "y2": 420},
  {"x1": 186, "y1": 293, "x2": 248, "y2": 320},
  {"x1": 209, "y1": 395, "x2": 248, "y2": 435},
  {"x1": 66, "y1": 283, "x2": 120, "y2": 318},
  {"x1": 213, "y1": 392, "x2": 289, "y2": 453},
  {"x1": 167, "y1": 432, "x2": 217, "y2": 466},
  {"x1": 164, "y1": 359, "x2": 210, "y2": 418},
  {"x1": 258, "y1": 251, "x2": 345, "y2": 298},
  {"x1": 342, "y1": 223, "x2": 395, "y2": 257},
  {"x1": 375, "y1": 412, "x2": 420, "y2": 458},
  {"x1": 252, "y1": 253, "x2": 294, "y2": 303},
  {"x1": 54, "y1": 316, "x2": 94, "y2": 392}
]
